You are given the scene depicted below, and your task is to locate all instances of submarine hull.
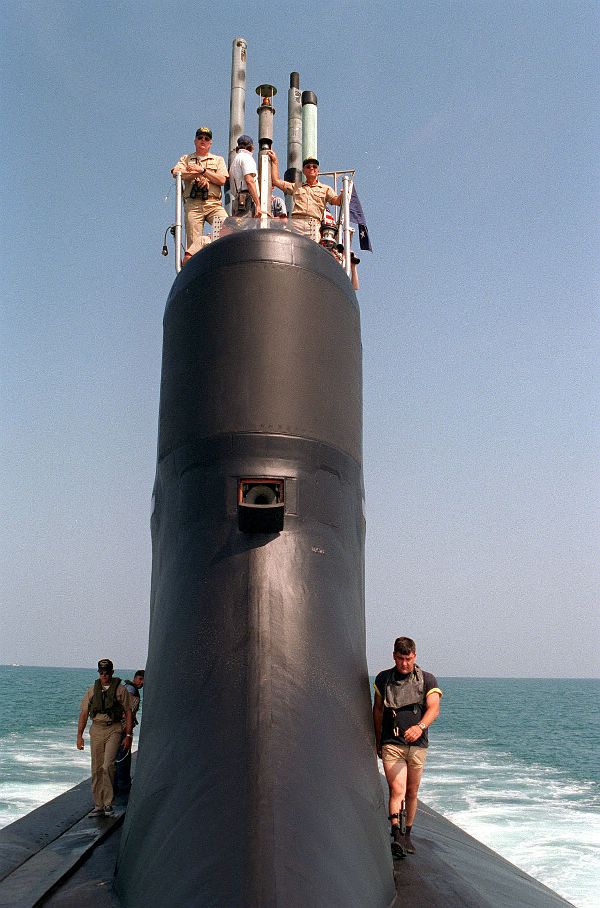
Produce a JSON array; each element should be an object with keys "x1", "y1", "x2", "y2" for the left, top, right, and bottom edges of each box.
[
  {"x1": 0, "y1": 227, "x2": 574, "y2": 908},
  {"x1": 115, "y1": 229, "x2": 395, "y2": 907}
]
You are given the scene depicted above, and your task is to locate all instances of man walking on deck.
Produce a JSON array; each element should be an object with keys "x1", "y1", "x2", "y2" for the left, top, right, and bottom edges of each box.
[
  {"x1": 373, "y1": 637, "x2": 442, "y2": 857},
  {"x1": 77, "y1": 659, "x2": 133, "y2": 817},
  {"x1": 115, "y1": 669, "x2": 144, "y2": 793}
]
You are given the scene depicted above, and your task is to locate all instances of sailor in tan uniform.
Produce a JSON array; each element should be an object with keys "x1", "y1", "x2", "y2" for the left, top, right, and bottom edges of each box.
[
  {"x1": 76, "y1": 659, "x2": 133, "y2": 816},
  {"x1": 267, "y1": 150, "x2": 343, "y2": 236},
  {"x1": 171, "y1": 127, "x2": 228, "y2": 263}
]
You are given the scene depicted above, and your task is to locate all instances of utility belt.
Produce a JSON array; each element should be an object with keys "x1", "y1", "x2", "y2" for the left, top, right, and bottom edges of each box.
[
  {"x1": 232, "y1": 190, "x2": 255, "y2": 216},
  {"x1": 92, "y1": 718, "x2": 121, "y2": 726}
]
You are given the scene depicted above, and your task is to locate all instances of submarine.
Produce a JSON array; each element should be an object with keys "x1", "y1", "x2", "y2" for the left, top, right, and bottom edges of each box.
[{"x1": 0, "y1": 38, "x2": 575, "y2": 908}]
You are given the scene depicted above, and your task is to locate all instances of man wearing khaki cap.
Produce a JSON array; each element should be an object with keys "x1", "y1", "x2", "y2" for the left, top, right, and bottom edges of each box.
[
  {"x1": 267, "y1": 149, "x2": 343, "y2": 236},
  {"x1": 171, "y1": 127, "x2": 228, "y2": 263},
  {"x1": 76, "y1": 659, "x2": 133, "y2": 817}
]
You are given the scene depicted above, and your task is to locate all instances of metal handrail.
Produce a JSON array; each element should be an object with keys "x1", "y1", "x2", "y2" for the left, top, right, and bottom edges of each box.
[
  {"x1": 342, "y1": 175, "x2": 351, "y2": 277},
  {"x1": 175, "y1": 173, "x2": 183, "y2": 273},
  {"x1": 170, "y1": 167, "x2": 358, "y2": 282},
  {"x1": 319, "y1": 169, "x2": 355, "y2": 189},
  {"x1": 319, "y1": 170, "x2": 356, "y2": 277}
]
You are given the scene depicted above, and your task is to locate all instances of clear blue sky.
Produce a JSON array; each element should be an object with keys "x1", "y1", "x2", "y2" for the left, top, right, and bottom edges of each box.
[{"x1": 2, "y1": 2, "x2": 598, "y2": 676}]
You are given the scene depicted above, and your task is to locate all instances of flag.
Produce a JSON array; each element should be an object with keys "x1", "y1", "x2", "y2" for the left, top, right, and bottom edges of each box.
[{"x1": 349, "y1": 186, "x2": 372, "y2": 251}]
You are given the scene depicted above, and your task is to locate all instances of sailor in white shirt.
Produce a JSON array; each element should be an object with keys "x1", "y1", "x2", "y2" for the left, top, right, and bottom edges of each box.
[{"x1": 229, "y1": 135, "x2": 262, "y2": 217}]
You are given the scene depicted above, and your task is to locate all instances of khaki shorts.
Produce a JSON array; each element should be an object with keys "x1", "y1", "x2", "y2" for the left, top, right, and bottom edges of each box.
[{"x1": 382, "y1": 742, "x2": 428, "y2": 769}]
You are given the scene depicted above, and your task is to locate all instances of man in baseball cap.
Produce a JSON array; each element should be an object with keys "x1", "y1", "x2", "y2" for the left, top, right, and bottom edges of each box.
[
  {"x1": 171, "y1": 126, "x2": 228, "y2": 262},
  {"x1": 228, "y1": 134, "x2": 262, "y2": 218},
  {"x1": 267, "y1": 149, "x2": 342, "y2": 238},
  {"x1": 76, "y1": 659, "x2": 133, "y2": 817}
]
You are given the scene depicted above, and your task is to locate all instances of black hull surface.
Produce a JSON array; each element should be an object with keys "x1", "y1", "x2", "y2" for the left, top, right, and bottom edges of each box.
[
  {"x1": 115, "y1": 229, "x2": 395, "y2": 907},
  {"x1": 0, "y1": 779, "x2": 575, "y2": 908}
]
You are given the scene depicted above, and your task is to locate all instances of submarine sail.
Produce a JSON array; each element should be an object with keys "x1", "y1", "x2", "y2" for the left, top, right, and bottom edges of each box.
[
  {"x1": 114, "y1": 35, "x2": 396, "y2": 905},
  {"x1": 114, "y1": 227, "x2": 395, "y2": 906}
]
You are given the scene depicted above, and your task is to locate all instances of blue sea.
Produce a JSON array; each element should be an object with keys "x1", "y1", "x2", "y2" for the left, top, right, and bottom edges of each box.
[
  {"x1": 1, "y1": 668, "x2": 598, "y2": 907},
  {"x1": 418, "y1": 678, "x2": 600, "y2": 908}
]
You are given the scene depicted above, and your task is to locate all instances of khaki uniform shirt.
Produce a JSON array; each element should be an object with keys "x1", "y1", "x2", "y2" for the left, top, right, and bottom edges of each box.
[
  {"x1": 173, "y1": 152, "x2": 228, "y2": 201},
  {"x1": 81, "y1": 682, "x2": 132, "y2": 723},
  {"x1": 281, "y1": 179, "x2": 337, "y2": 220}
]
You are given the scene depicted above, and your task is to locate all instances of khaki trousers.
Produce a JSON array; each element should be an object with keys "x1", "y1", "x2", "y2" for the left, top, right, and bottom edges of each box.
[
  {"x1": 290, "y1": 216, "x2": 320, "y2": 242},
  {"x1": 184, "y1": 198, "x2": 227, "y2": 250},
  {"x1": 89, "y1": 721, "x2": 122, "y2": 808}
]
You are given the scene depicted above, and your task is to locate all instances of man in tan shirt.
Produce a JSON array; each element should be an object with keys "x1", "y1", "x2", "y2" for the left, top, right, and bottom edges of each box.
[
  {"x1": 77, "y1": 658, "x2": 133, "y2": 816},
  {"x1": 267, "y1": 150, "x2": 343, "y2": 235},
  {"x1": 171, "y1": 127, "x2": 228, "y2": 263}
]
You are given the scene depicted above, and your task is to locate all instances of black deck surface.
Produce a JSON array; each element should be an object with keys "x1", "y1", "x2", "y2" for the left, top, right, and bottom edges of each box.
[
  {"x1": 390, "y1": 800, "x2": 573, "y2": 908},
  {"x1": 0, "y1": 772, "x2": 573, "y2": 907}
]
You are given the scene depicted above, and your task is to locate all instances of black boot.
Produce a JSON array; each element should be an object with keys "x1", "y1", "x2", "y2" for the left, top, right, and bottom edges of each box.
[
  {"x1": 403, "y1": 828, "x2": 415, "y2": 854},
  {"x1": 390, "y1": 825, "x2": 407, "y2": 859}
]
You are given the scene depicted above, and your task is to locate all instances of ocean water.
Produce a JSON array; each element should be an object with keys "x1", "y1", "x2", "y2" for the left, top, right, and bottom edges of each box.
[
  {"x1": 1, "y1": 668, "x2": 598, "y2": 907},
  {"x1": 0, "y1": 666, "x2": 136, "y2": 826},
  {"x1": 417, "y1": 678, "x2": 600, "y2": 908}
]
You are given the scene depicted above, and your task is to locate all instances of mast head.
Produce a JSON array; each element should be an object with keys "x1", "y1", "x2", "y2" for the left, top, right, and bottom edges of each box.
[{"x1": 255, "y1": 84, "x2": 277, "y2": 100}]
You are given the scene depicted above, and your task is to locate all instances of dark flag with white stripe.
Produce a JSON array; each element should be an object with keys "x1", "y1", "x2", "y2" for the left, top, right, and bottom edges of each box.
[{"x1": 349, "y1": 186, "x2": 372, "y2": 251}]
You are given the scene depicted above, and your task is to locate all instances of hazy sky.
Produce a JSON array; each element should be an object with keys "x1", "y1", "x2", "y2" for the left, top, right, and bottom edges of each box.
[{"x1": 2, "y1": 2, "x2": 598, "y2": 677}]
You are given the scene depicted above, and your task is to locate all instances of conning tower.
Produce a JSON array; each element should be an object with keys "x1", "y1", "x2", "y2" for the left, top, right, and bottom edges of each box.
[{"x1": 116, "y1": 40, "x2": 393, "y2": 907}]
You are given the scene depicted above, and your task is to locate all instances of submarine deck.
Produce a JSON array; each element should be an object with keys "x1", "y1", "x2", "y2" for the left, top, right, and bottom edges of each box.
[{"x1": 0, "y1": 771, "x2": 573, "y2": 908}]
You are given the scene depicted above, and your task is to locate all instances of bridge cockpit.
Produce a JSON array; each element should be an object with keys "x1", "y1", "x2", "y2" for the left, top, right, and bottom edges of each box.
[{"x1": 163, "y1": 39, "x2": 366, "y2": 291}]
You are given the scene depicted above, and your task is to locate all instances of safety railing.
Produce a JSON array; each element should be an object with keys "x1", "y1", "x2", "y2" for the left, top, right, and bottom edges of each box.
[
  {"x1": 175, "y1": 173, "x2": 182, "y2": 273},
  {"x1": 167, "y1": 168, "x2": 357, "y2": 281},
  {"x1": 320, "y1": 169, "x2": 356, "y2": 279}
]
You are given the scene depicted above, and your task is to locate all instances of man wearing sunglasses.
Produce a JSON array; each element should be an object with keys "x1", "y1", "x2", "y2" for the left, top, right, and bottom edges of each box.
[
  {"x1": 77, "y1": 659, "x2": 133, "y2": 817},
  {"x1": 171, "y1": 127, "x2": 228, "y2": 263},
  {"x1": 267, "y1": 150, "x2": 343, "y2": 235}
]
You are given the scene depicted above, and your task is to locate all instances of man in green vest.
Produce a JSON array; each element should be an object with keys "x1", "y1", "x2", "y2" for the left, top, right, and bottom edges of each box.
[{"x1": 77, "y1": 658, "x2": 133, "y2": 817}]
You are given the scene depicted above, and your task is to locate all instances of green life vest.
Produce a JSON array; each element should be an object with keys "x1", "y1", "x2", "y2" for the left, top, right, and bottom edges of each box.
[{"x1": 89, "y1": 677, "x2": 124, "y2": 721}]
